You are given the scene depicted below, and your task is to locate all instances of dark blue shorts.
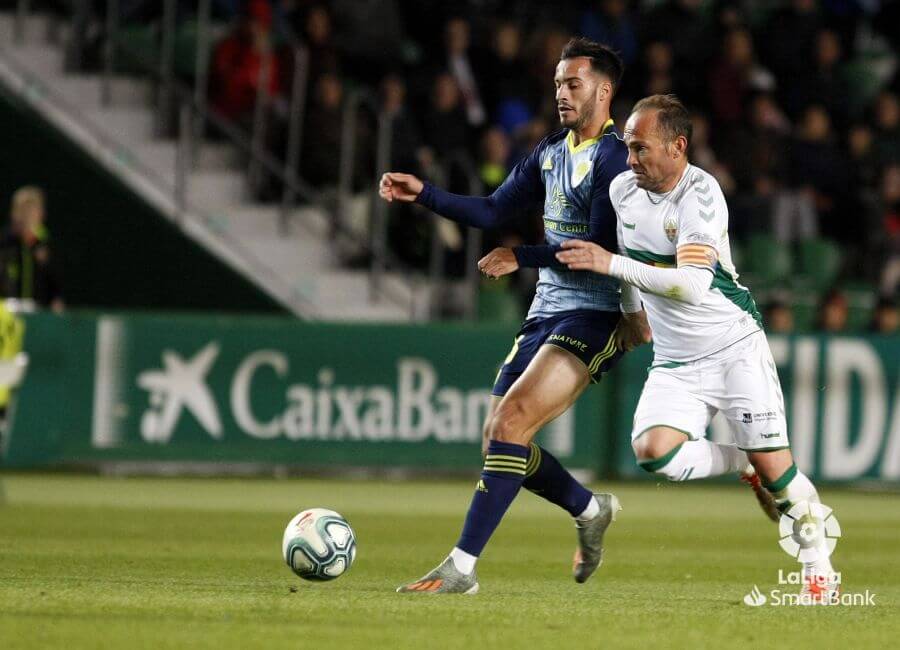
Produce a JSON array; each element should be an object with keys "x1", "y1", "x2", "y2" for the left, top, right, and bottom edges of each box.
[{"x1": 492, "y1": 309, "x2": 624, "y2": 397}]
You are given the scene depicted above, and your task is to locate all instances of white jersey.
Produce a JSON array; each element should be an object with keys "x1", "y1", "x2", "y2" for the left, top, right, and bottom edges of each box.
[{"x1": 609, "y1": 163, "x2": 761, "y2": 362}]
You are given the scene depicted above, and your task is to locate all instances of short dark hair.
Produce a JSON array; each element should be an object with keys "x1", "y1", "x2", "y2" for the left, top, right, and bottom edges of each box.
[
  {"x1": 631, "y1": 94, "x2": 693, "y2": 146},
  {"x1": 560, "y1": 37, "x2": 624, "y2": 90}
]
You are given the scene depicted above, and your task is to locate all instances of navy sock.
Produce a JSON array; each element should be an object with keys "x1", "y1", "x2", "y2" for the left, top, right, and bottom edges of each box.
[
  {"x1": 455, "y1": 440, "x2": 529, "y2": 557},
  {"x1": 523, "y1": 443, "x2": 593, "y2": 517}
]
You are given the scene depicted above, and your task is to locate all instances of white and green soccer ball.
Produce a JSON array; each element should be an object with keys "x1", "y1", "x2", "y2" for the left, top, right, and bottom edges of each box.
[{"x1": 282, "y1": 508, "x2": 357, "y2": 581}]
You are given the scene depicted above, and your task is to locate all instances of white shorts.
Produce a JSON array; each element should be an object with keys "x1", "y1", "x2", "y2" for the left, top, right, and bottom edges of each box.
[{"x1": 631, "y1": 331, "x2": 790, "y2": 451}]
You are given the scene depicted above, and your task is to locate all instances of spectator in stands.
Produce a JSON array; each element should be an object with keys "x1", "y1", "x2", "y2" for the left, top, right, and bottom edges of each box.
[
  {"x1": 578, "y1": 0, "x2": 638, "y2": 67},
  {"x1": 329, "y1": 0, "x2": 403, "y2": 80},
  {"x1": 764, "y1": 300, "x2": 795, "y2": 334},
  {"x1": 874, "y1": 91, "x2": 900, "y2": 166},
  {"x1": 688, "y1": 112, "x2": 734, "y2": 195},
  {"x1": 816, "y1": 289, "x2": 849, "y2": 333},
  {"x1": 440, "y1": 17, "x2": 486, "y2": 127},
  {"x1": 878, "y1": 164, "x2": 900, "y2": 297},
  {"x1": 641, "y1": 0, "x2": 714, "y2": 103},
  {"x1": 641, "y1": 42, "x2": 675, "y2": 98},
  {"x1": 301, "y1": 73, "x2": 346, "y2": 188},
  {"x1": 869, "y1": 297, "x2": 899, "y2": 334},
  {"x1": 480, "y1": 22, "x2": 534, "y2": 125},
  {"x1": 209, "y1": 0, "x2": 283, "y2": 123},
  {"x1": 708, "y1": 28, "x2": 775, "y2": 125},
  {"x1": 422, "y1": 73, "x2": 471, "y2": 159},
  {"x1": 381, "y1": 74, "x2": 424, "y2": 173},
  {"x1": 0, "y1": 186, "x2": 63, "y2": 311},
  {"x1": 787, "y1": 29, "x2": 849, "y2": 126},
  {"x1": 478, "y1": 128, "x2": 511, "y2": 194},
  {"x1": 295, "y1": 4, "x2": 340, "y2": 85},
  {"x1": 763, "y1": 0, "x2": 822, "y2": 84},
  {"x1": 786, "y1": 105, "x2": 851, "y2": 241},
  {"x1": 848, "y1": 124, "x2": 880, "y2": 191}
]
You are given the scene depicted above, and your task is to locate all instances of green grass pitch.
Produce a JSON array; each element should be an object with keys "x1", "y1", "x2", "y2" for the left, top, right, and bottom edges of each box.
[{"x1": 0, "y1": 474, "x2": 897, "y2": 649}]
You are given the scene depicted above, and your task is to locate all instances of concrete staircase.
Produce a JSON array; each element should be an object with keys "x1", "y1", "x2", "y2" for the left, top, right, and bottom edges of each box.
[{"x1": 0, "y1": 12, "x2": 423, "y2": 321}]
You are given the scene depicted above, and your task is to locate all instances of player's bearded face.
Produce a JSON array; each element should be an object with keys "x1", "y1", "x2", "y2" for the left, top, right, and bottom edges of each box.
[
  {"x1": 569, "y1": 90, "x2": 596, "y2": 130},
  {"x1": 554, "y1": 59, "x2": 599, "y2": 129}
]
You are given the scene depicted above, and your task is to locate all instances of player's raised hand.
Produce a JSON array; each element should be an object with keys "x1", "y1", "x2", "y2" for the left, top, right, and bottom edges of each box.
[
  {"x1": 379, "y1": 172, "x2": 424, "y2": 203},
  {"x1": 556, "y1": 239, "x2": 614, "y2": 274},
  {"x1": 478, "y1": 247, "x2": 519, "y2": 279},
  {"x1": 615, "y1": 309, "x2": 652, "y2": 351}
]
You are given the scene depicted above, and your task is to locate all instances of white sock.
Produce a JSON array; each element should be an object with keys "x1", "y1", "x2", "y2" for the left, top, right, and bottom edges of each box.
[
  {"x1": 647, "y1": 439, "x2": 750, "y2": 481},
  {"x1": 449, "y1": 547, "x2": 477, "y2": 575},
  {"x1": 769, "y1": 467, "x2": 836, "y2": 578},
  {"x1": 575, "y1": 495, "x2": 600, "y2": 522}
]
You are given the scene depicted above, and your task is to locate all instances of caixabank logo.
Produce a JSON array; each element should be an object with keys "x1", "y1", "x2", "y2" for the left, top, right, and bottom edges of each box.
[{"x1": 743, "y1": 500, "x2": 876, "y2": 607}]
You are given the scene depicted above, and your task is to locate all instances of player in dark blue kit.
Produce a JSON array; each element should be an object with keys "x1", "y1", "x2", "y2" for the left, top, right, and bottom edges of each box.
[{"x1": 380, "y1": 38, "x2": 650, "y2": 594}]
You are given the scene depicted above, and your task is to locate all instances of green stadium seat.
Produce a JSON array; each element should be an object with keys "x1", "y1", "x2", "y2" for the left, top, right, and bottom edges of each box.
[
  {"x1": 477, "y1": 280, "x2": 521, "y2": 324},
  {"x1": 744, "y1": 235, "x2": 791, "y2": 289},
  {"x1": 798, "y1": 238, "x2": 842, "y2": 292}
]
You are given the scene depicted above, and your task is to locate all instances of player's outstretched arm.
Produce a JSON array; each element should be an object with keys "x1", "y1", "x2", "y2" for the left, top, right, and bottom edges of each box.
[
  {"x1": 556, "y1": 240, "x2": 714, "y2": 306},
  {"x1": 379, "y1": 138, "x2": 546, "y2": 231}
]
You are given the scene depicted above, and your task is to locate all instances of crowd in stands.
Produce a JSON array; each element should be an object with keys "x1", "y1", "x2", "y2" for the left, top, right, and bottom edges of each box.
[
  {"x1": 35, "y1": 0, "x2": 899, "y2": 328},
  {"x1": 197, "y1": 0, "x2": 900, "y2": 318}
]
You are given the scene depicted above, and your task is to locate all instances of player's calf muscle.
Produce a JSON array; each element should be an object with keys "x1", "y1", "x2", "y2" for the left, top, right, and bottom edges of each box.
[{"x1": 747, "y1": 448, "x2": 794, "y2": 483}]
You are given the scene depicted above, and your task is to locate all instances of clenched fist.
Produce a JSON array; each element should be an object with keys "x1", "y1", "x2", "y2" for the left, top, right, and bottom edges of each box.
[{"x1": 379, "y1": 172, "x2": 424, "y2": 203}]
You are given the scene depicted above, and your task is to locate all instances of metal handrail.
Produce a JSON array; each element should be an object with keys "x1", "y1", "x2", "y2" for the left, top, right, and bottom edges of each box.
[
  {"x1": 428, "y1": 151, "x2": 484, "y2": 320},
  {"x1": 95, "y1": 7, "x2": 420, "y2": 314},
  {"x1": 14, "y1": 0, "x2": 431, "y2": 318},
  {"x1": 280, "y1": 45, "x2": 309, "y2": 233},
  {"x1": 0, "y1": 50, "x2": 317, "y2": 317}
]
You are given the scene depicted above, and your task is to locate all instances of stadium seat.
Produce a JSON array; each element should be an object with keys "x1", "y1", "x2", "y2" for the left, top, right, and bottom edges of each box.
[
  {"x1": 477, "y1": 280, "x2": 521, "y2": 323},
  {"x1": 744, "y1": 235, "x2": 791, "y2": 288},
  {"x1": 798, "y1": 238, "x2": 842, "y2": 292}
]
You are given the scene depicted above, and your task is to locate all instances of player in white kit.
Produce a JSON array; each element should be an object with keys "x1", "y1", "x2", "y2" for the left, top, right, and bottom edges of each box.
[{"x1": 556, "y1": 95, "x2": 840, "y2": 603}]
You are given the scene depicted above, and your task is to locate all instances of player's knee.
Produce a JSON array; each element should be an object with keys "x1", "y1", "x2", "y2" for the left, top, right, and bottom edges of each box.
[
  {"x1": 488, "y1": 401, "x2": 531, "y2": 445},
  {"x1": 632, "y1": 433, "x2": 680, "y2": 463},
  {"x1": 633, "y1": 433, "x2": 688, "y2": 479}
]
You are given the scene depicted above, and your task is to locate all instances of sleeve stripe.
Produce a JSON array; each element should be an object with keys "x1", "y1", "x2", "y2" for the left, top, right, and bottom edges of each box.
[{"x1": 677, "y1": 255, "x2": 713, "y2": 266}]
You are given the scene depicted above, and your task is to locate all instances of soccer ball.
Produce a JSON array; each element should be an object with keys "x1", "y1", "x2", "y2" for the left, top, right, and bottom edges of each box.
[{"x1": 282, "y1": 508, "x2": 357, "y2": 581}]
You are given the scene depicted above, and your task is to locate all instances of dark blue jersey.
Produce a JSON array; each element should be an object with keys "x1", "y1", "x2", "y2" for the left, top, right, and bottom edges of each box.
[{"x1": 416, "y1": 120, "x2": 629, "y2": 317}]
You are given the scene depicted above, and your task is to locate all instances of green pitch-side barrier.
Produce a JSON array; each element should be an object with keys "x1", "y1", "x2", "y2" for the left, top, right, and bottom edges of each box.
[{"x1": 2, "y1": 312, "x2": 898, "y2": 482}]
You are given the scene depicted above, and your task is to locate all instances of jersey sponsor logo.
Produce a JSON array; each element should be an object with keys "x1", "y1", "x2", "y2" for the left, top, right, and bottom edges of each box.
[
  {"x1": 686, "y1": 232, "x2": 717, "y2": 246},
  {"x1": 622, "y1": 221, "x2": 636, "y2": 230},
  {"x1": 542, "y1": 155, "x2": 553, "y2": 170},
  {"x1": 663, "y1": 215, "x2": 678, "y2": 242},
  {"x1": 571, "y1": 159, "x2": 592, "y2": 187},
  {"x1": 546, "y1": 333, "x2": 588, "y2": 352},
  {"x1": 547, "y1": 185, "x2": 570, "y2": 218},
  {"x1": 544, "y1": 218, "x2": 588, "y2": 234}
]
